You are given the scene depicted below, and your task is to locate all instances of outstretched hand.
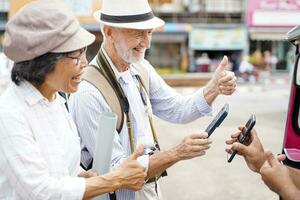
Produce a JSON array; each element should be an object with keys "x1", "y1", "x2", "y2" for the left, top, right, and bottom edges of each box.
[{"x1": 172, "y1": 133, "x2": 212, "y2": 161}]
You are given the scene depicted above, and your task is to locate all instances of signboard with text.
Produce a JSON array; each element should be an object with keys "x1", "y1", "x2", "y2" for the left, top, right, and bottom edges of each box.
[
  {"x1": 247, "y1": 0, "x2": 300, "y2": 27},
  {"x1": 189, "y1": 26, "x2": 247, "y2": 50}
]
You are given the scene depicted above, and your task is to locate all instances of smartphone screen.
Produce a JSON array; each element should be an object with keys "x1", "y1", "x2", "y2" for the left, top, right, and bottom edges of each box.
[{"x1": 205, "y1": 103, "x2": 229, "y2": 137}]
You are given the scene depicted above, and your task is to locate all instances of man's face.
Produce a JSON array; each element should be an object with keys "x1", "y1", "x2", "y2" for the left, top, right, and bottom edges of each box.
[{"x1": 112, "y1": 28, "x2": 153, "y2": 63}]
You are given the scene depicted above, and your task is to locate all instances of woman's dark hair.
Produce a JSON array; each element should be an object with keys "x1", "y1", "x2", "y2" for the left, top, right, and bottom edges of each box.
[{"x1": 11, "y1": 52, "x2": 65, "y2": 85}]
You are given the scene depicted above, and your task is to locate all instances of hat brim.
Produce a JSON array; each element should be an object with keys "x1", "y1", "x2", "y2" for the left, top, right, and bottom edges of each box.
[
  {"x1": 51, "y1": 27, "x2": 95, "y2": 53},
  {"x1": 93, "y1": 10, "x2": 165, "y2": 30}
]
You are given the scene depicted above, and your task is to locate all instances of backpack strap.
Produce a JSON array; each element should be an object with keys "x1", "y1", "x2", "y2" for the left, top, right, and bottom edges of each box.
[
  {"x1": 82, "y1": 65, "x2": 124, "y2": 133},
  {"x1": 132, "y1": 61, "x2": 150, "y2": 95}
]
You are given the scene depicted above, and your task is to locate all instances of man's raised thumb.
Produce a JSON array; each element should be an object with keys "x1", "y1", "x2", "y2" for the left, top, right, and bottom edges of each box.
[
  {"x1": 129, "y1": 145, "x2": 144, "y2": 160},
  {"x1": 216, "y1": 56, "x2": 228, "y2": 73}
]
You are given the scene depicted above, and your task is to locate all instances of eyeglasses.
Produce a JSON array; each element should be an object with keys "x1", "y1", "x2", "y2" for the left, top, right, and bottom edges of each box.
[{"x1": 65, "y1": 48, "x2": 87, "y2": 65}]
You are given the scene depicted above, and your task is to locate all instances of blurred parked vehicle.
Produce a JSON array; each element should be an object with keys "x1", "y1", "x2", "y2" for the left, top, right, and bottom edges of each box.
[{"x1": 282, "y1": 25, "x2": 300, "y2": 170}]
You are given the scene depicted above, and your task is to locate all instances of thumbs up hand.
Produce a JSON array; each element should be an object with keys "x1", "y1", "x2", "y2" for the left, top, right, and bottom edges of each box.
[
  {"x1": 204, "y1": 56, "x2": 236, "y2": 105},
  {"x1": 113, "y1": 145, "x2": 147, "y2": 191}
]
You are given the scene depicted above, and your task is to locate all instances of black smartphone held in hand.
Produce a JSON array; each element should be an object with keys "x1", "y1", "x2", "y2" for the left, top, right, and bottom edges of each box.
[
  {"x1": 227, "y1": 114, "x2": 256, "y2": 163},
  {"x1": 205, "y1": 103, "x2": 229, "y2": 137}
]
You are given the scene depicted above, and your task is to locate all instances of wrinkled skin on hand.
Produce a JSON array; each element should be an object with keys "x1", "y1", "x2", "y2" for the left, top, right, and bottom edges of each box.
[{"x1": 173, "y1": 133, "x2": 212, "y2": 161}]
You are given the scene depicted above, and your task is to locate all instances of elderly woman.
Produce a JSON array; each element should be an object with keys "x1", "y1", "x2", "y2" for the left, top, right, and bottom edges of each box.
[{"x1": 0, "y1": 1, "x2": 146, "y2": 199}]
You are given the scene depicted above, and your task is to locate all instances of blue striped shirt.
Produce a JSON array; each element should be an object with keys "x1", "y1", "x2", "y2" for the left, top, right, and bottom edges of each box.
[{"x1": 69, "y1": 48, "x2": 212, "y2": 200}]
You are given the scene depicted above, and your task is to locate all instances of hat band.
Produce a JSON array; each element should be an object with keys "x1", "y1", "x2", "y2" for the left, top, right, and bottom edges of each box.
[{"x1": 100, "y1": 11, "x2": 154, "y2": 23}]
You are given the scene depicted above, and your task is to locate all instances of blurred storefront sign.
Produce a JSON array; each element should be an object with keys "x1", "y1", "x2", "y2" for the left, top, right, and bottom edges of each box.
[
  {"x1": 189, "y1": 25, "x2": 247, "y2": 50},
  {"x1": 247, "y1": 0, "x2": 300, "y2": 27}
]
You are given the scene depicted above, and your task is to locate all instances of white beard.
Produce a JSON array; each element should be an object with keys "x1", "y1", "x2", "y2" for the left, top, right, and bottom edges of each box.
[{"x1": 114, "y1": 41, "x2": 146, "y2": 64}]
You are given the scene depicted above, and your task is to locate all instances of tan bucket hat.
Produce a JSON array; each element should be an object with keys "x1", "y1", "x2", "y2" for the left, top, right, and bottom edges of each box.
[
  {"x1": 93, "y1": 0, "x2": 165, "y2": 30},
  {"x1": 3, "y1": 0, "x2": 95, "y2": 63}
]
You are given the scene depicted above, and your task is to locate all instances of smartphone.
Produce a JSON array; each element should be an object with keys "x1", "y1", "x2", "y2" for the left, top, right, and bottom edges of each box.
[
  {"x1": 205, "y1": 103, "x2": 229, "y2": 137},
  {"x1": 227, "y1": 114, "x2": 256, "y2": 163}
]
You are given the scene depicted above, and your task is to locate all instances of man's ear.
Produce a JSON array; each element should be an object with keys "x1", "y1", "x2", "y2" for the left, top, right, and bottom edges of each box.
[{"x1": 103, "y1": 25, "x2": 113, "y2": 40}]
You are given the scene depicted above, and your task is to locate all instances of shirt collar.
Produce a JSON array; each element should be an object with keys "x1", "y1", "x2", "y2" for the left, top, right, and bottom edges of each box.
[{"x1": 16, "y1": 81, "x2": 66, "y2": 107}]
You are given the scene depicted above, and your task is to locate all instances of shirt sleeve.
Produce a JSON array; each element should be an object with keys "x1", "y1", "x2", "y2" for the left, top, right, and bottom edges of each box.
[
  {"x1": 144, "y1": 60, "x2": 212, "y2": 123},
  {"x1": 0, "y1": 109, "x2": 86, "y2": 200}
]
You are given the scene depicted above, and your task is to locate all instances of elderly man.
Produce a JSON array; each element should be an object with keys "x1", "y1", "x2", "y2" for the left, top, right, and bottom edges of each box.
[{"x1": 69, "y1": 0, "x2": 236, "y2": 199}]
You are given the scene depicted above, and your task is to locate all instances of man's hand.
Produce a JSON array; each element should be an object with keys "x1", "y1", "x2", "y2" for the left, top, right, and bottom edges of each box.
[
  {"x1": 225, "y1": 127, "x2": 286, "y2": 173},
  {"x1": 112, "y1": 145, "x2": 147, "y2": 191},
  {"x1": 204, "y1": 56, "x2": 236, "y2": 105},
  {"x1": 225, "y1": 127, "x2": 265, "y2": 172},
  {"x1": 259, "y1": 151, "x2": 299, "y2": 200},
  {"x1": 171, "y1": 133, "x2": 212, "y2": 161}
]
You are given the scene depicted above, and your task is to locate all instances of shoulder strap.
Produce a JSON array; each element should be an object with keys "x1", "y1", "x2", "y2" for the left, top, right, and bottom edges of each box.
[
  {"x1": 82, "y1": 65, "x2": 124, "y2": 133},
  {"x1": 132, "y1": 61, "x2": 150, "y2": 94}
]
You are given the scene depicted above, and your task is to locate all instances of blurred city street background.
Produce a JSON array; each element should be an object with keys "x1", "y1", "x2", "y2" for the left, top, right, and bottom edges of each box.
[{"x1": 0, "y1": 0, "x2": 298, "y2": 199}]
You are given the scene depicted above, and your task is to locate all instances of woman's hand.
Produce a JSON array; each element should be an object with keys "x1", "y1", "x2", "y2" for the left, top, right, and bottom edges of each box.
[
  {"x1": 78, "y1": 170, "x2": 97, "y2": 178},
  {"x1": 112, "y1": 145, "x2": 147, "y2": 191}
]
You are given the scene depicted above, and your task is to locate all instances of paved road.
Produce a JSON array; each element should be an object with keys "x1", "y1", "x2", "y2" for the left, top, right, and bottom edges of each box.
[{"x1": 156, "y1": 77, "x2": 291, "y2": 200}]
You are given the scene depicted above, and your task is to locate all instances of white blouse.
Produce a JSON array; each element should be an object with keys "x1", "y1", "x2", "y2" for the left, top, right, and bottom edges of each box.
[{"x1": 0, "y1": 81, "x2": 85, "y2": 199}]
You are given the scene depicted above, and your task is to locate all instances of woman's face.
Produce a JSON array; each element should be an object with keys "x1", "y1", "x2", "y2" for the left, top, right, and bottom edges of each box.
[{"x1": 44, "y1": 48, "x2": 87, "y2": 94}]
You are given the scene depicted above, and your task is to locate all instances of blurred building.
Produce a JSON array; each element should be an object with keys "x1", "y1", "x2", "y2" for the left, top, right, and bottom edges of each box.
[
  {"x1": 0, "y1": 0, "x2": 297, "y2": 73},
  {"x1": 247, "y1": 0, "x2": 297, "y2": 71},
  {"x1": 149, "y1": 0, "x2": 247, "y2": 73}
]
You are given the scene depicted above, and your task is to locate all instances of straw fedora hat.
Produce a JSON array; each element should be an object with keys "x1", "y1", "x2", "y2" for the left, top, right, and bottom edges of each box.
[{"x1": 94, "y1": 0, "x2": 165, "y2": 30}]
